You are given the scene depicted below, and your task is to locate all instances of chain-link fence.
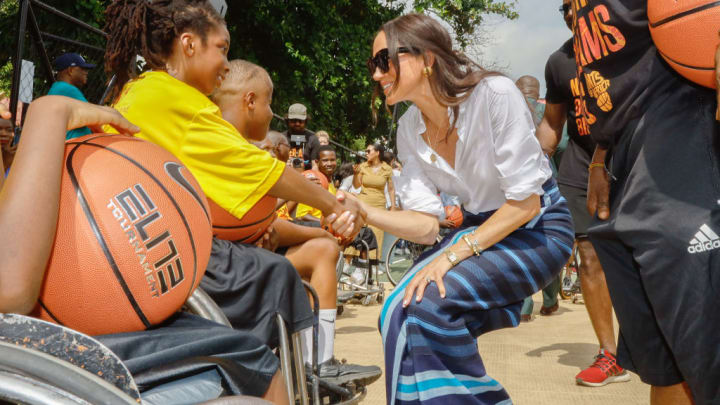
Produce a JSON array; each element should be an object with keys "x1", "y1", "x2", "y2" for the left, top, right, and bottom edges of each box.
[{"x1": 10, "y1": 0, "x2": 110, "y2": 131}]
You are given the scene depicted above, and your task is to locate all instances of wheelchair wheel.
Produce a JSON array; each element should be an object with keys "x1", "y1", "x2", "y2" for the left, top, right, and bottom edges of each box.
[
  {"x1": 384, "y1": 238, "x2": 413, "y2": 286},
  {"x1": 384, "y1": 238, "x2": 433, "y2": 286}
]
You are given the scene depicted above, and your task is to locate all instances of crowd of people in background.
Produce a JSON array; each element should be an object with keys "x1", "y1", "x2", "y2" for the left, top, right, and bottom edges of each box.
[{"x1": 0, "y1": 0, "x2": 718, "y2": 404}]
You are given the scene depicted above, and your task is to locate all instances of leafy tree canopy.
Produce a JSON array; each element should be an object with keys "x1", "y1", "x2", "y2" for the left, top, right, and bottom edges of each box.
[{"x1": 0, "y1": 0, "x2": 517, "y2": 148}]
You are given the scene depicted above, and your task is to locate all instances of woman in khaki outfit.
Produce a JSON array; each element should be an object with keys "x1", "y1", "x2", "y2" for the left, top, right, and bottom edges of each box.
[{"x1": 349, "y1": 143, "x2": 396, "y2": 260}]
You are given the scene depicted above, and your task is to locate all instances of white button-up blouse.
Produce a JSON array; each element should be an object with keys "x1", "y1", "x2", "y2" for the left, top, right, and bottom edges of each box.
[{"x1": 393, "y1": 75, "x2": 552, "y2": 218}]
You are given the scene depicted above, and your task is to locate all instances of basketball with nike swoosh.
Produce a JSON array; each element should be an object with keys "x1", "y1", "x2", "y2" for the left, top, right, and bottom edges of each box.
[{"x1": 34, "y1": 134, "x2": 212, "y2": 335}]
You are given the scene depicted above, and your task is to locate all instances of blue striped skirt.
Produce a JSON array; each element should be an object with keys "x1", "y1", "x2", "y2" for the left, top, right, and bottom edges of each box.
[{"x1": 380, "y1": 179, "x2": 574, "y2": 404}]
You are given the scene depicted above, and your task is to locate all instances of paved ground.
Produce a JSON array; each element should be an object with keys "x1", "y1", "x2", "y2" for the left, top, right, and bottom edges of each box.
[{"x1": 334, "y1": 287, "x2": 649, "y2": 404}]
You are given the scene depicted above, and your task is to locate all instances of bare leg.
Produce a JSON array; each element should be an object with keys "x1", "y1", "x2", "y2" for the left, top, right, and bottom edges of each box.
[
  {"x1": 285, "y1": 237, "x2": 340, "y2": 309},
  {"x1": 262, "y1": 370, "x2": 290, "y2": 405},
  {"x1": 577, "y1": 238, "x2": 617, "y2": 353},
  {"x1": 651, "y1": 383, "x2": 694, "y2": 405}
]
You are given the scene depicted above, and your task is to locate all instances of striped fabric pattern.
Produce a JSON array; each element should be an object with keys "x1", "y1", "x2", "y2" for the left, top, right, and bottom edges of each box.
[{"x1": 380, "y1": 179, "x2": 573, "y2": 404}]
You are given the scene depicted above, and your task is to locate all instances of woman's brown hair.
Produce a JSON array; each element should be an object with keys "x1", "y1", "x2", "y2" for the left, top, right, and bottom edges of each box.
[
  {"x1": 372, "y1": 13, "x2": 501, "y2": 137},
  {"x1": 104, "y1": 0, "x2": 225, "y2": 102}
]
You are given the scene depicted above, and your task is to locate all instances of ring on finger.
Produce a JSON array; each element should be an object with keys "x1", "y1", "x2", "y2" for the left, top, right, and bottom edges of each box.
[{"x1": 425, "y1": 276, "x2": 432, "y2": 283}]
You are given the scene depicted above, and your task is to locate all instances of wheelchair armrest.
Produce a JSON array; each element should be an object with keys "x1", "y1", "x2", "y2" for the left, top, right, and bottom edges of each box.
[{"x1": 184, "y1": 287, "x2": 232, "y2": 327}]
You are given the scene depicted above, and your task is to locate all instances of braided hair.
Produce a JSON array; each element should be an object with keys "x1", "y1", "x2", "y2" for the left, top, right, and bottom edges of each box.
[{"x1": 104, "y1": 0, "x2": 225, "y2": 101}]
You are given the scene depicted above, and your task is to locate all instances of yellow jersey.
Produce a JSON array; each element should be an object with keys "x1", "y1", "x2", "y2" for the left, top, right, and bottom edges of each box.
[
  {"x1": 295, "y1": 182, "x2": 336, "y2": 220},
  {"x1": 109, "y1": 71, "x2": 283, "y2": 220}
]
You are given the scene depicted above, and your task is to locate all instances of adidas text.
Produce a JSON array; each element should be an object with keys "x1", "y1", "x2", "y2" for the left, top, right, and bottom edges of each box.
[{"x1": 687, "y1": 224, "x2": 720, "y2": 254}]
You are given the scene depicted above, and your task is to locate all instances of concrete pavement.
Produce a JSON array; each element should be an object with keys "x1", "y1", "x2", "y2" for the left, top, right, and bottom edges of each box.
[{"x1": 334, "y1": 288, "x2": 649, "y2": 404}]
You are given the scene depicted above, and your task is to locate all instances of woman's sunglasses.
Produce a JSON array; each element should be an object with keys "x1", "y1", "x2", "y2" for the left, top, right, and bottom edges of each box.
[
  {"x1": 558, "y1": 4, "x2": 571, "y2": 14},
  {"x1": 367, "y1": 47, "x2": 415, "y2": 75}
]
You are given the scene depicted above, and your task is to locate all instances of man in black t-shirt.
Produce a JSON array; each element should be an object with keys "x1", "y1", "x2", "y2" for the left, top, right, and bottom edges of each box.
[
  {"x1": 572, "y1": 0, "x2": 720, "y2": 403},
  {"x1": 537, "y1": 0, "x2": 627, "y2": 388},
  {"x1": 282, "y1": 103, "x2": 320, "y2": 170}
]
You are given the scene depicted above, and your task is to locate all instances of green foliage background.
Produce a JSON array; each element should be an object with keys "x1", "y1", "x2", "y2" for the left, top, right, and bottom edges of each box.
[{"x1": 0, "y1": 0, "x2": 516, "y2": 147}]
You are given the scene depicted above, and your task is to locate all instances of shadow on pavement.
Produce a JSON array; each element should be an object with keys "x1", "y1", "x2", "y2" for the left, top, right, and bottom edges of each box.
[
  {"x1": 526, "y1": 342, "x2": 598, "y2": 369},
  {"x1": 336, "y1": 325, "x2": 377, "y2": 334}
]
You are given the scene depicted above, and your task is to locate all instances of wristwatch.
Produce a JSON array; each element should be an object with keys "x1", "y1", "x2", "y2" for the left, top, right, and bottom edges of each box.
[{"x1": 443, "y1": 249, "x2": 459, "y2": 266}]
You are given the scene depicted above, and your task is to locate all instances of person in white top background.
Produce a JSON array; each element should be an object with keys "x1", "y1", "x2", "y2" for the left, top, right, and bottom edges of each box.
[{"x1": 347, "y1": 13, "x2": 575, "y2": 405}]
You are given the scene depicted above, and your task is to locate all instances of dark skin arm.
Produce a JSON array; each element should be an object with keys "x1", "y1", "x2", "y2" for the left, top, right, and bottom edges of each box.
[
  {"x1": 268, "y1": 167, "x2": 365, "y2": 239},
  {"x1": 536, "y1": 102, "x2": 567, "y2": 156},
  {"x1": 0, "y1": 96, "x2": 138, "y2": 314},
  {"x1": 586, "y1": 146, "x2": 610, "y2": 220},
  {"x1": 273, "y1": 218, "x2": 336, "y2": 247}
]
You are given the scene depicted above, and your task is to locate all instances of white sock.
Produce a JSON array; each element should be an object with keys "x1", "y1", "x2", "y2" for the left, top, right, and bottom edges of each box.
[
  {"x1": 300, "y1": 327, "x2": 313, "y2": 366},
  {"x1": 318, "y1": 309, "x2": 337, "y2": 364}
]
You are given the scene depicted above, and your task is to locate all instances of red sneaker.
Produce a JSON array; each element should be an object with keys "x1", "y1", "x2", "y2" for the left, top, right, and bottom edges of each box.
[{"x1": 575, "y1": 349, "x2": 631, "y2": 387}]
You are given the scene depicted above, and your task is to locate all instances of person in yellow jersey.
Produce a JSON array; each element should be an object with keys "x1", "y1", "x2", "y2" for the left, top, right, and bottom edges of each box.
[
  {"x1": 295, "y1": 145, "x2": 339, "y2": 223},
  {"x1": 210, "y1": 59, "x2": 382, "y2": 386},
  {"x1": 103, "y1": 0, "x2": 366, "y2": 363}
]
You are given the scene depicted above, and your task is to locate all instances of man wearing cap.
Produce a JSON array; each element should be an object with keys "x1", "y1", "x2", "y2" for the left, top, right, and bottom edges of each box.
[
  {"x1": 47, "y1": 53, "x2": 95, "y2": 139},
  {"x1": 283, "y1": 103, "x2": 319, "y2": 170}
]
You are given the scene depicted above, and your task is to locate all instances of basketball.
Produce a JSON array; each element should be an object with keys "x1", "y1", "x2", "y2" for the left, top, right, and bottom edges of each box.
[
  {"x1": 648, "y1": 0, "x2": 720, "y2": 88},
  {"x1": 208, "y1": 195, "x2": 277, "y2": 243},
  {"x1": 303, "y1": 169, "x2": 329, "y2": 190},
  {"x1": 35, "y1": 134, "x2": 212, "y2": 335},
  {"x1": 445, "y1": 205, "x2": 463, "y2": 228}
]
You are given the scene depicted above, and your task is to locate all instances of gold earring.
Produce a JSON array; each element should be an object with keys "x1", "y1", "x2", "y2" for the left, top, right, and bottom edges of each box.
[{"x1": 422, "y1": 66, "x2": 433, "y2": 77}]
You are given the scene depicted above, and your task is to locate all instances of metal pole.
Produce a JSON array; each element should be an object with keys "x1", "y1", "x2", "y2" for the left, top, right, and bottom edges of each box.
[
  {"x1": 27, "y1": 4, "x2": 53, "y2": 85},
  {"x1": 10, "y1": 0, "x2": 30, "y2": 131},
  {"x1": 98, "y1": 75, "x2": 116, "y2": 105},
  {"x1": 30, "y1": 0, "x2": 107, "y2": 37}
]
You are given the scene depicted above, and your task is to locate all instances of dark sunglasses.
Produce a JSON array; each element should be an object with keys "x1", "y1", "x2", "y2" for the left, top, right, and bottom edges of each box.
[
  {"x1": 367, "y1": 47, "x2": 415, "y2": 75},
  {"x1": 558, "y1": 4, "x2": 571, "y2": 14}
]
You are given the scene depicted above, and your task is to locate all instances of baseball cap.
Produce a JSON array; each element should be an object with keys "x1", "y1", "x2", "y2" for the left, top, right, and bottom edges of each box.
[
  {"x1": 53, "y1": 53, "x2": 96, "y2": 71},
  {"x1": 287, "y1": 103, "x2": 307, "y2": 120}
]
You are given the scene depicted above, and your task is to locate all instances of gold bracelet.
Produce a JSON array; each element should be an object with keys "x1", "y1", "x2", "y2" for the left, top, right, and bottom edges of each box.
[
  {"x1": 588, "y1": 162, "x2": 605, "y2": 171},
  {"x1": 461, "y1": 234, "x2": 483, "y2": 256},
  {"x1": 443, "y1": 249, "x2": 460, "y2": 266}
]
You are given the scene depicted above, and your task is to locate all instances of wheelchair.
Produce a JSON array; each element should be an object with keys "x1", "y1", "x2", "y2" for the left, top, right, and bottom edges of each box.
[{"x1": 0, "y1": 286, "x2": 365, "y2": 405}]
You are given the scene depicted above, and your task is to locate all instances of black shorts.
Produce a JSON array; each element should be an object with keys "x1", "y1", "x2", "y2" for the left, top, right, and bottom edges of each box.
[
  {"x1": 200, "y1": 238, "x2": 314, "y2": 348},
  {"x1": 587, "y1": 80, "x2": 720, "y2": 402},
  {"x1": 558, "y1": 183, "x2": 592, "y2": 238},
  {"x1": 97, "y1": 312, "x2": 279, "y2": 397}
]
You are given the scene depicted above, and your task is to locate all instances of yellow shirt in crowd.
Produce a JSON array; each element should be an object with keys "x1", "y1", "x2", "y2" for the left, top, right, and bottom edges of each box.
[
  {"x1": 109, "y1": 71, "x2": 284, "y2": 220},
  {"x1": 295, "y1": 182, "x2": 336, "y2": 220}
]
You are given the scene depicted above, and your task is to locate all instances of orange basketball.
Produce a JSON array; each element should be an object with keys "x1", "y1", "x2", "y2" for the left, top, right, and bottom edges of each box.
[
  {"x1": 444, "y1": 205, "x2": 463, "y2": 228},
  {"x1": 35, "y1": 134, "x2": 212, "y2": 335},
  {"x1": 648, "y1": 0, "x2": 720, "y2": 88},
  {"x1": 302, "y1": 169, "x2": 329, "y2": 190},
  {"x1": 209, "y1": 195, "x2": 277, "y2": 243}
]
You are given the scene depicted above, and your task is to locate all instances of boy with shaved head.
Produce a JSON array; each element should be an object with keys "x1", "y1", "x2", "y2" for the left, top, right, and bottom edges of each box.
[{"x1": 212, "y1": 60, "x2": 381, "y2": 387}]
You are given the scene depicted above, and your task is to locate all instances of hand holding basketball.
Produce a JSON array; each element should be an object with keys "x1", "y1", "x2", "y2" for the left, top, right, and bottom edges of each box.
[{"x1": 60, "y1": 97, "x2": 139, "y2": 135}]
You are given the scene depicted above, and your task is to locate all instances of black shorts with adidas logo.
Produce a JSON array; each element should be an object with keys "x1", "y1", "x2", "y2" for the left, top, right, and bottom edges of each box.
[{"x1": 587, "y1": 78, "x2": 720, "y2": 402}]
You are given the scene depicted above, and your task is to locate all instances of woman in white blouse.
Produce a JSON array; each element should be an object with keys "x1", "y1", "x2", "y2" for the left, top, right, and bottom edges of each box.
[{"x1": 355, "y1": 14, "x2": 574, "y2": 405}]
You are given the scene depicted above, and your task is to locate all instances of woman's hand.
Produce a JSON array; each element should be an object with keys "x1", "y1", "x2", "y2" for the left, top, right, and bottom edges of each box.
[
  {"x1": 402, "y1": 251, "x2": 454, "y2": 307},
  {"x1": 324, "y1": 190, "x2": 367, "y2": 240}
]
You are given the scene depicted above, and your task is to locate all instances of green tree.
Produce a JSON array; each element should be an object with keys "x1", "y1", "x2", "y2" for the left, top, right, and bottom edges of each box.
[
  {"x1": 0, "y1": 0, "x2": 517, "y2": 147},
  {"x1": 413, "y1": 0, "x2": 518, "y2": 48}
]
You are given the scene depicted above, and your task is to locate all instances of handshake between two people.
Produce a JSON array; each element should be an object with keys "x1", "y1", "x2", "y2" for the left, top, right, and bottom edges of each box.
[{"x1": 322, "y1": 190, "x2": 367, "y2": 245}]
